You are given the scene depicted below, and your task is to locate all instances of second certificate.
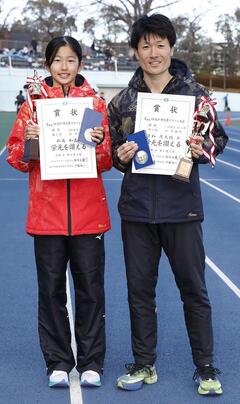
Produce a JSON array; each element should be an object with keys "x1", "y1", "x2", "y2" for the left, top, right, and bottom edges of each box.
[{"x1": 133, "y1": 92, "x2": 196, "y2": 175}]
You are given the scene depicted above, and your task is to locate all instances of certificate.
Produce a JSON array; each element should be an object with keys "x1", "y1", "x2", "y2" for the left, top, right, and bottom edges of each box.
[
  {"x1": 36, "y1": 97, "x2": 97, "y2": 180},
  {"x1": 133, "y1": 93, "x2": 196, "y2": 175}
]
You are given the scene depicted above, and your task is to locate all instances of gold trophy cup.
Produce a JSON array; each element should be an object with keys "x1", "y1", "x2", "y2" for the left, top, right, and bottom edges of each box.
[
  {"x1": 23, "y1": 70, "x2": 43, "y2": 161},
  {"x1": 173, "y1": 104, "x2": 210, "y2": 183}
]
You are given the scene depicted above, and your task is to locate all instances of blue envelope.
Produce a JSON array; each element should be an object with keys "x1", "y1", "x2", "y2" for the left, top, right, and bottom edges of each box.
[
  {"x1": 127, "y1": 130, "x2": 154, "y2": 170},
  {"x1": 78, "y1": 108, "x2": 103, "y2": 147}
]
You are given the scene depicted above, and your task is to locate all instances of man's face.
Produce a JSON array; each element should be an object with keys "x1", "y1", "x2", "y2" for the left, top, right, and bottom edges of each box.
[{"x1": 134, "y1": 34, "x2": 173, "y2": 77}]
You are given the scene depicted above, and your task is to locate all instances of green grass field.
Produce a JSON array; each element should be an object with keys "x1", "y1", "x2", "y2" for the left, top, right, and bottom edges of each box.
[{"x1": 0, "y1": 112, "x2": 15, "y2": 150}]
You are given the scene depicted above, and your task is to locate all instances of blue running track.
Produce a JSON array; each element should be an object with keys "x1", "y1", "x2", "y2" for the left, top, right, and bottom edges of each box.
[{"x1": 0, "y1": 113, "x2": 239, "y2": 403}]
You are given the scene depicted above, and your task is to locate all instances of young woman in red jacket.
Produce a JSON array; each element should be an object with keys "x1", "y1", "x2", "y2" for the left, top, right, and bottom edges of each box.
[{"x1": 7, "y1": 36, "x2": 112, "y2": 389}]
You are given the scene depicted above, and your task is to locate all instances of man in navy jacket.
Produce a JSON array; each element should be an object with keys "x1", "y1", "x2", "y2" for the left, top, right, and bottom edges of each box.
[{"x1": 108, "y1": 13, "x2": 228, "y2": 396}]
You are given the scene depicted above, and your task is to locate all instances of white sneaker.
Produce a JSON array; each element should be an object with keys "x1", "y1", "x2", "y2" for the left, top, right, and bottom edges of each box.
[
  {"x1": 48, "y1": 370, "x2": 69, "y2": 388},
  {"x1": 80, "y1": 370, "x2": 101, "y2": 387}
]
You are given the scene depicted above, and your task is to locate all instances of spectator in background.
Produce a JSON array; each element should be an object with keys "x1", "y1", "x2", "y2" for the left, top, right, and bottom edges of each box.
[
  {"x1": 36, "y1": 42, "x2": 43, "y2": 57},
  {"x1": 23, "y1": 84, "x2": 29, "y2": 100},
  {"x1": 223, "y1": 93, "x2": 230, "y2": 111},
  {"x1": 104, "y1": 47, "x2": 113, "y2": 60},
  {"x1": 31, "y1": 38, "x2": 38, "y2": 55},
  {"x1": 20, "y1": 45, "x2": 29, "y2": 56},
  {"x1": 99, "y1": 91, "x2": 106, "y2": 102},
  {"x1": 14, "y1": 90, "x2": 25, "y2": 114}
]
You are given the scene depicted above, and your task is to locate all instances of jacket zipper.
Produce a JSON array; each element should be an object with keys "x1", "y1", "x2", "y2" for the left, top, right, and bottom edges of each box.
[
  {"x1": 149, "y1": 82, "x2": 175, "y2": 223},
  {"x1": 67, "y1": 179, "x2": 72, "y2": 235},
  {"x1": 62, "y1": 85, "x2": 72, "y2": 235},
  {"x1": 151, "y1": 175, "x2": 157, "y2": 223}
]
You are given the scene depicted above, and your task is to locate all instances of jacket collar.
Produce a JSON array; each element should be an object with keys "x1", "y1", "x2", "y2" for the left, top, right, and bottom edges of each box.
[
  {"x1": 43, "y1": 74, "x2": 96, "y2": 98},
  {"x1": 128, "y1": 58, "x2": 195, "y2": 92},
  {"x1": 45, "y1": 73, "x2": 85, "y2": 87}
]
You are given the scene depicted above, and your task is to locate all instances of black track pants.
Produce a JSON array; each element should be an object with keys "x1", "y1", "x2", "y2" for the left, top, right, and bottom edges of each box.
[
  {"x1": 34, "y1": 234, "x2": 105, "y2": 375},
  {"x1": 122, "y1": 220, "x2": 213, "y2": 368}
]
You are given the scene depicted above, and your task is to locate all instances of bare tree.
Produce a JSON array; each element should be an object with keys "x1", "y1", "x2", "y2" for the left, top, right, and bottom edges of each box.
[
  {"x1": 22, "y1": 0, "x2": 77, "y2": 41},
  {"x1": 0, "y1": 5, "x2": 19, "y2": 31},
  {"x1": 80, "y1": 0, "x2": 181, "y2": 39},
  {"x1": 216, "y1": 9, "x2": 240, "y2": 46},
  {"x1": 215, "y1": 9, "x2": 240, "y2": 75},
  {"x1": 173, "y1": 14, "x2": 206, "y2": 73}
]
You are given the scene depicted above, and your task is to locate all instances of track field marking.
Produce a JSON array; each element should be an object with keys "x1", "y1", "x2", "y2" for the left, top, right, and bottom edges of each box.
[
  {"x1": 202, "y1": 178, "x2": 240, "y2": 182},
  {"x1": 219, "y1": 117, "x2": 239, "y2": 122},
  {"x1": 229, "y1": 138, "x2": 240, "y2": 143},
  {"x1": 66, "y1": 270, "x2": 83, "y2": 404},
  {"x1": 226, "y1": 146, "x2": 240, "y2": 152},
  {"x1": 206, "y1": 256, "x2": 240, "y2": 299},
  {"x1": 0, "y1": 146, "x2": 6, "y2": 156},
  {"x1": 217, "y1": 159, "x2": 240, "y2": 170},
  {"x1": 0, "y1": 178, "x2": 27, "y2": 181},
  {"x1": 200, "y1": 178, "x2": 240, "y2": 203},
  {"x1": 104, "y1": 178, "x2": 122, "y2": 181}
]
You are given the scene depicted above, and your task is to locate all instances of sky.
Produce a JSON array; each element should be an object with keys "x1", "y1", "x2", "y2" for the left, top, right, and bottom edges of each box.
[{"x1": 0, "y1": 0, "x2": 239, "y2": 44}]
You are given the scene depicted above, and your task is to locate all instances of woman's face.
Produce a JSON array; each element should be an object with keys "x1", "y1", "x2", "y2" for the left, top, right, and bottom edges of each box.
[{"x1": 47, "y1": 44, "x2": 81, "y2": 87}]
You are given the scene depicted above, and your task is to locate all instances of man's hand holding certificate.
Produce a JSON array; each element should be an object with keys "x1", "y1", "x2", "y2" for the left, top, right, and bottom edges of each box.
[{"x1": 128, "y1": 130, "x2": 154, "y2": 169}]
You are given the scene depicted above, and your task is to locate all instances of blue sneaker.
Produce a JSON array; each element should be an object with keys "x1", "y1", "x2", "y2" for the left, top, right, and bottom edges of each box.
[
  {"x1": 48, "y1": 370, "x2": 69, "y2": 388},
  {"x1": 193, "y1": 364, "x2": 222, "y2": 395},
  {"x1": 117, "y1": 363, "x2": 158, "y2": 391},
  {"x1": 80, "y1": 370, "x2": 101, "y2": 387}
]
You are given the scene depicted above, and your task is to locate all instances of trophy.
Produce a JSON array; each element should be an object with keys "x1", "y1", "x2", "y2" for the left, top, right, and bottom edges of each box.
[
  {"x1": 172, "y1": 104, "x2": 210, "y2": 183},
  {"x1": 23, "y1": 70, "x2": 44, "y2": 161}
]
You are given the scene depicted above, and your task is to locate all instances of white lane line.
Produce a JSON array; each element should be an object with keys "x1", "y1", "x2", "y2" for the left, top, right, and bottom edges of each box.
[
  {"x1": 202, "y1": 178, "x2": 240, "y2": 182},
  {"x1": 200, "y1": 178, "x2": 240, "y2": 203},
  {"x1": 0, "y1": 178, "x2": 27, "y2": 181},
  {"x1": 226, "y1": 146, "x2": 240, "y2": 153},
  {"x1": 104, "y1": 178, "x2": 122, "y2": 181},
  {"x1": 0, "y1": 146, "x2": 6, "y2": 156},
  {"x1": 0, "y1": 177, "x2": 122, "y2": 182},
  {"x1": 217, "y1": 159, "x2": 240, "y2": 170},
  {"x1": 66, "y1": 270, "x2": 83, "y2": 404},
  {"x1": 206, "y1": 256, "x2": 240, "y2": 299},
  {"x1": 219, "y1": 118, "x2": 239, "y2": 122},
  {"x1": 229, "y1": 138, "x2": 240, "y2": 143}
]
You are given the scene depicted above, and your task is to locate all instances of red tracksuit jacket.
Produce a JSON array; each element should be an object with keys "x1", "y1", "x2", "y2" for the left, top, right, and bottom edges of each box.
[{"x1": 6, "y1": 76, "x2": 112, "y2": 236}]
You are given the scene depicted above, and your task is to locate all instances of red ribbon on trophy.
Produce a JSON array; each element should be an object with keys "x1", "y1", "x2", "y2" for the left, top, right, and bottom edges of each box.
[
  {"x1": 173, "y1": 95, "x2": 217, "y2": 183},
  {"x1": 22, "y1": 70, "x2": 48, "y2": 162},
  {"x1": 26, "y1": 70, "x2": 48, "y2": 124},
  {"x1": 193, "y1": 96, "x2": 217, "y2": 166}
]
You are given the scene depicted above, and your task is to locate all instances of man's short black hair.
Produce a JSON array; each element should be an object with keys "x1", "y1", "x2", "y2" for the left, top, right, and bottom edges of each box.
[{"x1": 130, "y1": 14, "x2": 176, "y2": 49}]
